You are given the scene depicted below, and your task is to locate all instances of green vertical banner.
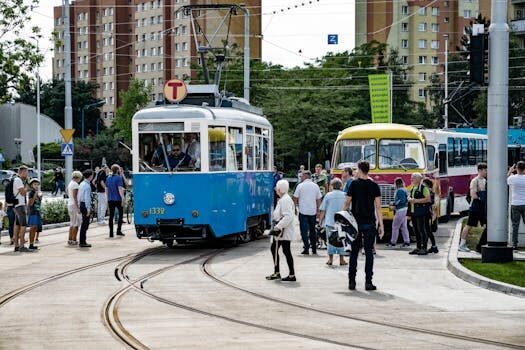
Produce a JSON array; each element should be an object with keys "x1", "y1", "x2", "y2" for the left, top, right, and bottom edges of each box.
[{"x1": 368, "y1": 74, "x2": 391, "y2": 123}]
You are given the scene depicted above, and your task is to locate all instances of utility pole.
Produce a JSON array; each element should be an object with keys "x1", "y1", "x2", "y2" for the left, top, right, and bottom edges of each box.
[
  {"x1": 482, "y1": 0, "x2": 513, "y2": 263},
  {"x1": 63, "y1": 0, "x2": 73, "y2": 184},
  {"x1": 241, "y1": 7, "x2": 250, "y2": 103},
  {"x1": 31, "y1": 35, "x2": 41, "y2": 184},
  {"x1": 444, "y1": 34, "x2": 449, "y2": 129}
]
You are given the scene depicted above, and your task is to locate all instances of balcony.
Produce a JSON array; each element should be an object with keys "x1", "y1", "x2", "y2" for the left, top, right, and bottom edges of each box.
[{"x1": 511, "y1": 19, "x2": 525, "y2": 34}]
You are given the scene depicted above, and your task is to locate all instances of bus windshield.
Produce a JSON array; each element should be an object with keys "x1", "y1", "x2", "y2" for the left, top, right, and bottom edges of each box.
[
  {"x1": 334, "y1": 139, "x2": 376, "y2": 169},
  {"x1": 378, "y1": 139, "x2": 425, "y2": 170}
]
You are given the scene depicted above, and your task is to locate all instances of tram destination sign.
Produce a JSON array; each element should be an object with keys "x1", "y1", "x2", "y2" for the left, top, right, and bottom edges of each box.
[{"x1": 164, "y1": 79, "x2": 188, "y2": 103}]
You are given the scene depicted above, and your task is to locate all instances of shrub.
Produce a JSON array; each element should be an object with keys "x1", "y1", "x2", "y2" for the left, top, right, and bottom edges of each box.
[{"x1": 41, "y1": 200, "x2": 69, "y2": 224}]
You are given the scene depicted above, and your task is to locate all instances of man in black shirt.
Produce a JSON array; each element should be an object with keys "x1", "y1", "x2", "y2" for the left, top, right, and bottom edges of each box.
[{"x1": 343, "y1": 161, "x2": 384, "y2": 291}]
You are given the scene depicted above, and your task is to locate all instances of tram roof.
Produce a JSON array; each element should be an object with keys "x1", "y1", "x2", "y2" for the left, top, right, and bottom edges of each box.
[
  {"x1": 337, "y1": 123, "x2": 424, "y2": 141},
  {"x1": 132, "y1": 104, "x2": 271, "y2": 128}
]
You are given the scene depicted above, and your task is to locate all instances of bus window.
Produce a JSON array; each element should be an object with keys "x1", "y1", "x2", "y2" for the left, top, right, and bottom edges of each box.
[
  {"x1": 138, "y1": 129, "x2": 201, "y2": 172},
  {"x1": 378, "y1": 139, "x2": 425, "y2": 169},
  {"x1": 426, "y1": 145, "x2": 436, "y2": 171},
  {"x1": 333, "y1": 139, "x2": 377, "y2": 169},
  {"x1": 227, "y1": 127, "x2": 243, "y2": 171},
  {"x1": 461, "y1": 138, "x2": 468, "y2": 166},
  {"x1": 438, "y1": 144, "x2": 447, "y2": 174},
  {"x1": 448, "y1": 138, "x2": 454, "y2": 167},
  {"x1": 476, "y1": 139, "x2": 483, "y2": 163},
  {"x1": 468, "y1": 139, "x2": 476, "y2": 165},
  {"x1": 454, "y1": 138, "x2": 462, "y2": 165},
  {"x1": 246, "y1": 135, "x2": 255, "y2": 170},
  {"x1": 482, "y1": 139, "x2": 487, "y2": 162},
  {"x1": 209, "y1": 126, "x2": 226, "y2": 172}
]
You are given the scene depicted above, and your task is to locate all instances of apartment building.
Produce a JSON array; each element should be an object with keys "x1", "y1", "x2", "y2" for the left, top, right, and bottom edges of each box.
[
  {"x1": 355, "y1": 0, "x2": 515, "y2": 104},
  {"x1": 53, "y1": 0, "x2": 261, "y2": 123}
]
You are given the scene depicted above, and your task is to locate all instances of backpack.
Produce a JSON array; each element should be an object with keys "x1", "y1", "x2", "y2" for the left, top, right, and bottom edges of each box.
[{"x1": 5, "y1": 176, "x2": 18, "y2": 205}]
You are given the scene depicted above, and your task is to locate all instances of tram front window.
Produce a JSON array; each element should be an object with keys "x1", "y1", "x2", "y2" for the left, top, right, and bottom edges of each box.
[
  {"x1": 138, "y1": 132, "x2": 201, "y2": 172},
  {"x1": 334, "y1": 139, "x2": 376, "y2": 169},
  {"x1": 378, "y1": 139, "x2": 425, "y2": 169}
]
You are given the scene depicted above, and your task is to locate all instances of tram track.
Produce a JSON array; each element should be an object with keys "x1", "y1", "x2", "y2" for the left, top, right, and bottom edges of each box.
[
  {"x1": 201, "y1": 249, "x2": 525, "y2": 350},
  {"x1": 105, "y1": 248, "x2": 378, "y2": 350}
]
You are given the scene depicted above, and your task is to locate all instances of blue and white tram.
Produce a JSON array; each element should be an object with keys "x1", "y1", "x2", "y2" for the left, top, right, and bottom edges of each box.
[{"x1": 132, "y1": 104, "x2": 273, "y2": 246}]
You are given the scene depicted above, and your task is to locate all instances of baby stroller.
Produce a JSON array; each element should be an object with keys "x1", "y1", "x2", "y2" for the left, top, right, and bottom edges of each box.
[{"x1": 330, "y1": 211, "x2": 359, "y2": 252}]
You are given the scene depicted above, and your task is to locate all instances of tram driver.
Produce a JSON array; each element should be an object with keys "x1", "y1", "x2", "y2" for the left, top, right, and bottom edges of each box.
[{"x1": 167, "y1": 144, "x2": 191, "y2": 170}]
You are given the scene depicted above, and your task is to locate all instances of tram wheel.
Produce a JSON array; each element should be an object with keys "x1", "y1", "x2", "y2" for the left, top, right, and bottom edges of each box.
[{"x1": 238, "y1": 231, "x2": 252, "y2": 243}]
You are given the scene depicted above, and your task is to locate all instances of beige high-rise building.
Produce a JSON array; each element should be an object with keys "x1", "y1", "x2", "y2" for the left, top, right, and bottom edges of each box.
[
  {"x1": 355, "y1": 0, "x2": 517, "y2": 105},
  {"x1": 53, "y1": 0, "x2": 261, "y2": 124}
]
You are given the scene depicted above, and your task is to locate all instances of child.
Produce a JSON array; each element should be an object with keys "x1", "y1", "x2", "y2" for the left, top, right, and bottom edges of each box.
[
  {"x1": 0, "y1": 202, "x2": 6, "y2": 245},
  {"x1": 387, "y1": 178, "x2": 411, "y2": 248},
  {"x1": 27, "y1": 178, "x2": 43, "y2": 250}
]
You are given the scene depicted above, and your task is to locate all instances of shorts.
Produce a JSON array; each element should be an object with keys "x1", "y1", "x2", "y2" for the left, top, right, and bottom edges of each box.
[
  {"x1": 467, "y1": 210, "x2": 487, "y2": 227},
  {"x1": 68, "y1": 205, "x2": 82, "y2": 227},
  {"x1": 14, "y1": 206, "x2": 27, "y2": 227},
  {"x1": 28, "y1": 214, "x2": 42, "y2": 227}
]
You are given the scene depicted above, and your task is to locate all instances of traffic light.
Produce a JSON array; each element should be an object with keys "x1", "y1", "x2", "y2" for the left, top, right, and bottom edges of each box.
[{"x1": 470, "y1": 34, "x2": 486, "y2": 84}]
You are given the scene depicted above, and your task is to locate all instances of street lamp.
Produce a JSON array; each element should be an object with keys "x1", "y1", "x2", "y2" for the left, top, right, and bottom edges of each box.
[
  {"x1": 443, "y1": 33, "x2": 449, "y2": 129},
  {"x1": 31, "y1": 35, "x2": 42, "y2": 183},
  {"x1": 81, "y1": 100, "x2": 105, "y2": 140}
]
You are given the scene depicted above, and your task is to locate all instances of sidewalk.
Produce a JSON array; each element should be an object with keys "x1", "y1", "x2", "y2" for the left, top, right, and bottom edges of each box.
[{"x1": 447, "y1": 219, "x2": 525, "y2": 297}]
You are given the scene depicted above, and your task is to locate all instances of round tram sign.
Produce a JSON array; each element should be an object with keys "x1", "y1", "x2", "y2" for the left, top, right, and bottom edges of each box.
[{"x1": 163, "y1": 79, "x2": 188, "y2": 103}]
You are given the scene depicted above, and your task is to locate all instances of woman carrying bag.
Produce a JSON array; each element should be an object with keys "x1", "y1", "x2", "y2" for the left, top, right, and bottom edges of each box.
[{"x1": 266, "y1": 179, "x2": 296, "y2": 282}]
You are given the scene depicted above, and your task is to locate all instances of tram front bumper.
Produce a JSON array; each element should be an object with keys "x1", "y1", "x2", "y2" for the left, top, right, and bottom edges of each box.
[{"x1": 135, "y1": 222, "x2": 208, "y2": 240}]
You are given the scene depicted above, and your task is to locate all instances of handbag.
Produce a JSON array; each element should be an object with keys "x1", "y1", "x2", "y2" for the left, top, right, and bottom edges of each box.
[{"x1": 328, "y1": 230, "x2": 344, "y2": 248}]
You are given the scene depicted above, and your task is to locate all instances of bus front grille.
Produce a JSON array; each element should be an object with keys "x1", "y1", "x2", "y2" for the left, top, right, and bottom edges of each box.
[{"x1": 379, "y1": 184, "x2": 395, "y2": 207}]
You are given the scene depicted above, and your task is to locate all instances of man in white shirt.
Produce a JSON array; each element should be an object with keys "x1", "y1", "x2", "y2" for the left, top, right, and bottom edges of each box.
[
  {"x1": 13, "y1": 166, "x2": 29, "y2": 252},
  {"x1": 293, "y1": 170, "x2": 322, "y2": 255},
  {"x1": 508, "y1": 161, "x2": 525, "y2": 249}
]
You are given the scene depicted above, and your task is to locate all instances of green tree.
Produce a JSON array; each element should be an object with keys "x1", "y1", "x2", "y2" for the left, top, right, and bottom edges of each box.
[
  {"x1": 17, "y1": 79, "x2": 102, "y2": 137},
  {"x1": 114, "y1": 79, "x2": 151, "y2": 143},
  {"x1": 75, "y1": 129, "x2": 132, "y2": 169},
  {"x1": 0, "y1": 0, "x2": 43, "y2": 104}
]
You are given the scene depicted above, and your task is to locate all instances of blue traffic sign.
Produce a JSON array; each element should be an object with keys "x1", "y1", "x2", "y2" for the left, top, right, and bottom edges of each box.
[
  {"x1": 61, "y1": 142, "x2": 74, "y2": 156},
  {"x1": 327, "y1": 34, "x2": 338, "y2": 45}
]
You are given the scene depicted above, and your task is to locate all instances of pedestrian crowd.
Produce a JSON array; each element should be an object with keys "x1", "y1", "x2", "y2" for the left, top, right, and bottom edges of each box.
[
  {"x1": 1, "y1": 163, "x2": 129, "y2": 252},
  {"x1": 267, "y1": 159, "x2": 524, "y2": 291}
]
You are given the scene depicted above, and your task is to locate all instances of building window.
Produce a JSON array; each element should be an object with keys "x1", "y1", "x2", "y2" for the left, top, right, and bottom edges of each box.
[
  {"x1": 401, "y1": 5, "x2": 409, "y2": 15},
  {"x1": 183, "y1": 58, "x2": 189, "y2": 66},
  {"x1": 175, "y1": 59, "x2": 181, "y2": 67},
  {"x1": 432, "y1": 23, "x2": 439, "y2": 32},
  {"x1": 418, "y1": 39, "x2": 427, "y2": 48},
  {"x1": 402, "y1": 56, "x2": 408, "y2": 64},
  {"x1": 110, "y1": 96, "x2": 114, "y2": 105},
  {"x1": 401, "y1": 39, "x2": 408, "y2": 48},
  {"x1": 151, "y1": 63, "x2": 156, "y2": 71},
  {"x1": 401, "y1": 72, "x2": 408, "y2": 81},
  {"x1": 418, "y1": 72, "x2": 427, "y2": 81},
  {"x1": 401, "y1": 22, "x2": 408, "y2": 32},
  {"x1": 444, "y1": 17, "x2": 449, "y2": 23},
  {"x1": 418, "y1": 89, "x2": 426, "y2": 99},
  {"x1": 175, "y1": 43, "x2": 180, "y2": 51},
  {"x1": 419, "y1": 23, "x2": 427, "y2": 31},
  {"x1": 464, "y1": 10, "x2": 471, "y2": 18},
  {"x1": 174, "y1": 27, "x2": 180, "y2": 36},
  {"x1": 431, "y1": 40, "x2": 439, "y2": 49},
  {"x1": 159, "y1": 62, "x2": 163, "y2": 70},
  {"x1": 444, "y1": 1, "x2": 449, "y2": 7},
  {"x1": 431, "y1": 56, "x2": 439, "y2": 65},
  {"x1": 152, "y1": 47, "x2": 157, "y2": 56},
  {"x1": 431, "y1": 7, "x2": 439, "y2": 16},
  {"x1": 418, "y1": 7, "x2": 426, "y2": 15},
  {"x1": 181, "y1": 26, "x2": 187, "y2": 34},
  {"x1": 418, "y1": 56, "x2": 427, "y2": 64},
  {"x1": 143, "y1": 63, "x2": 147, "y2": 72}
]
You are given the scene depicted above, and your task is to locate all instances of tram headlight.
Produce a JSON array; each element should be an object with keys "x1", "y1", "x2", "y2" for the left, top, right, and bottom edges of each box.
[{"x1": 163, "y1": 192, "x2": 175, "y2": 205}]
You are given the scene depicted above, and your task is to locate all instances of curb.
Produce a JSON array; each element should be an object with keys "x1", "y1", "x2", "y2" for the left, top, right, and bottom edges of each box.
[{"x1": 447, "y1": 218, "x2": 525, "y2": 298}]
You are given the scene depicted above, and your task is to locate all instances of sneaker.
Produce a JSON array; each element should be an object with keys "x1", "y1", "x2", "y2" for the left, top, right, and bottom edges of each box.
[
  {"x1": 409, "y1": 248, "x2": 420, "y2": 255},
  {"x1": 281, "y1": 275, "x2": 296, "y2": 282},
  {"x1": 72, "y1": 240, "x2": 78, "y2": 245},
  {"x1": 348, "y1": 281, "x2": 356, "y2": 290},
  {"x1": 79, "y1": 243, "x2": 92, "y2": 248},
  {"x1": 372, "y1": 248, "x2": 376, "y2": 255},
  {"x1": 29, "y1": 244, "x2": 38, "y2": 250},
  {"x1": 458, "y1": 244, "x2": 471, "y2": 252},
  {"x1": 301, "y1": 250, "x2": 309, "y2": 255},
  {"x1": 402, "y1": 243, "x2": 411, "y2": 248},
  {"x1": 14, "y1": 246, "x2": 19, "y2": 252},
  {"x1": 67, "y1": 240, "x2": 72, "y2": 245},
  {"x1": 385, "y1": 242, "x2": 396, "y2": 247},
  {"x1": 365, "y1": 282, "x2": 377, "y2": 291},
  {"x1": 428, "y1": 246, "x2": 439, "y2": 253},
  {"x1": 19, "y1": 246, "x2": 31, "y2": 252},
  {"x1": 117, "y1": 232, "x2": 125, "y2": 236},
  {"x1": 10, "y1": 240, "x2": 14, "y2": 245},
  {"x1": 417, "y1": 249, "x2": 428, "y2": 255},
  {"x1": 265, "y1": 272, "x2": 281, "y2": 280}
]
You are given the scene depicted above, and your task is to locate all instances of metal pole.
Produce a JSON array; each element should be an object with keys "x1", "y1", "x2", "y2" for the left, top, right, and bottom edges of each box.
[
  {"x1": 82, "y1": 107, "x2": 85, "y2": 140},
  {"x1": 36, "y1": 39, "x2": 41, "y2": 184},
  {"x1": 483, "y1": 0, "x2": 512, "y2": 262},
  {"x1": 64, "y1": 0, "x2": 73, "y2": 182},
  {"x1": 389, "y1": 70, "x2": 393, "y2": 123},
  {"x1": 242, "y1": 7, "x2": 250, "y2": 103},
  {"x1": 444, "y1": 34, "x2": 449, "y2": 129}
]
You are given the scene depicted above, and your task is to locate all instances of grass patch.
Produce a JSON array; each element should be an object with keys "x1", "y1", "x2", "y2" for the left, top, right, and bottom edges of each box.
[{"x1": 459, "y1": 259, "x2": 525, "y2": 288}]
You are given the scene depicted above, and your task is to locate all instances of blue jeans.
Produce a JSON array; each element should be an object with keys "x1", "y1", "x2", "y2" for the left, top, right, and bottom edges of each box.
[
  {"x1": 348, "y1": 224, "x2": 377, "y2": 283},
  {"x1": 299, "y1": 213, "x2": 317, "y2": 253},
  {"x1": 7, "y1": 206, "x2": 15, "y2": 239}
]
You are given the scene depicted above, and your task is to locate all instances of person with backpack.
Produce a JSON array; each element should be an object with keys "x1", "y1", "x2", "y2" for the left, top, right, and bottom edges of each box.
[
  {"x1": 95, "y1": 165, "x2": 108, "y2": 225},
  {"x1": 386, "y1": 178, "x2": 411, "y2": 248},
  {"x1": 459, "y1": 163, "x2": 487, "y2": 252},
  {"x1": 408, "y1": 173, "x2": 431, "y2": 256},
  {"x1": 10, "y1": 166, "x2": 30, "y2": 252},
  {"x1": 422, "y1": 178, "x2": 439, "y2": 254}
]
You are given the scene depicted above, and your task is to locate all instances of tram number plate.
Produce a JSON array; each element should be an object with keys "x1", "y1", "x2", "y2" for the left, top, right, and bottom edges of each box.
[{"x1": 149, "y1": 207, "x2": 165, "y2": 215}]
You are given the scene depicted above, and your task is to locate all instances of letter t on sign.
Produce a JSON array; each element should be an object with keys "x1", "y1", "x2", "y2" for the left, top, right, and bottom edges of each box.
[{"x1": 163, "y1": 79, "x2": 188, "y2": 103}]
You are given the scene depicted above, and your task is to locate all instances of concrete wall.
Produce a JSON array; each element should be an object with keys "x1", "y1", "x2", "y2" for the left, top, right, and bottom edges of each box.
[{"x1": 0, "y1": 103, "x2": 63, "y2": 164}]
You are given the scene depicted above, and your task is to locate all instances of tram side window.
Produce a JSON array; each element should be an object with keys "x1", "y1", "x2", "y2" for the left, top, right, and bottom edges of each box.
[
  {"x1": 454, "y1": 138, "x2": 462, "y2": 166},
  {"x1": 209, "y1": 126, "x2": 226, "y2": 172},
  {"x1": 438, "y1": 144, "x2": 447, "y2": 174},
  {"x1": 262, "y1": 129, "x2": 270, "y2": 170},
  {"x1": 227, "y1": 127, "x2": 243, "y2": 171},
  {"x1": 254, "y1": 134, "x2": 262, "y2": 170},
  {"x1": 476, "y1": 139, "x2": 483, "y2": 163},
  {"x1": 138, "y1": 130, "x2": 201, "y2": 172},
  {"x1": 448, "y1": 138, "x2": 454, "y2": 167},
  {"x1": 468, "y1": 139, "x2": 477, "y2": 165},
  {"x1": 246, "y1": 134, "x2": 255, "y2": 170}
]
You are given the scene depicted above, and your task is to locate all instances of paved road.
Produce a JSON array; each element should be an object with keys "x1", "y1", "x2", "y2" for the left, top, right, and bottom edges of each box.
[{"x1": 0, "y1": 219, "x2": 524, "y2": 349}]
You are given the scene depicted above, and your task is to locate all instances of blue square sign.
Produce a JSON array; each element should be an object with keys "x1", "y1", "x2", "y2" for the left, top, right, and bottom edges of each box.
[
  {"x1": 328, "y1": 34, "x2": 338, "y2": 45},
  {"x1": 61, "y1": 142, "x2": 74, "y2": 156}
]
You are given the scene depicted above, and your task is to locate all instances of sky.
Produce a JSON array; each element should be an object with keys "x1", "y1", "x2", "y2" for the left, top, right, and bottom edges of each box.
[{"x1": 23, "y1": 0, "x2": 356, "y2": 81}]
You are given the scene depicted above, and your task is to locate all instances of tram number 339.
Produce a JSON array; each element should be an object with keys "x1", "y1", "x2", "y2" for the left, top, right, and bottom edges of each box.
[{"x1": 149, "y1": 208, "x2": 165, "y2": 215}]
